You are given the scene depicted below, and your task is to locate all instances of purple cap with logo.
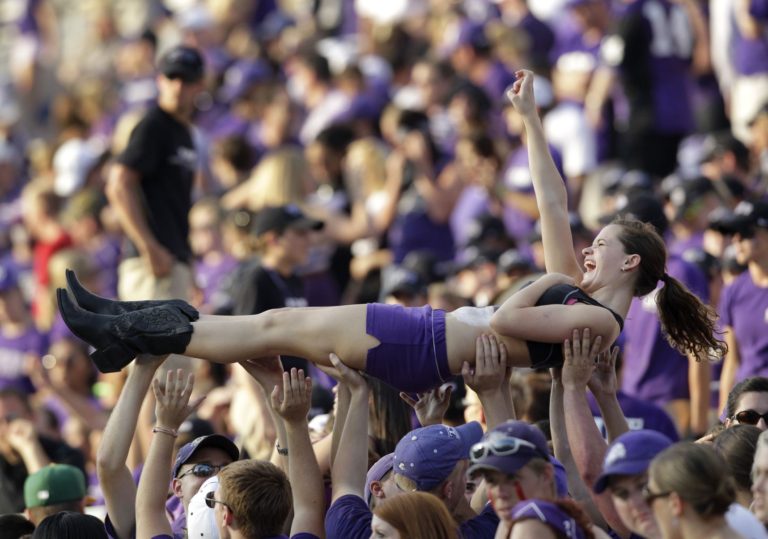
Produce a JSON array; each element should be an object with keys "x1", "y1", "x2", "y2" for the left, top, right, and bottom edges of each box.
[
  {"x1": 593, "y1": 430, "x2": 673, "y2": 494},
  {"x1": 467, "y1": 421, "x2": 550, "y2": 479},
  {"x1": 393, "y1": 422, "x2": 482, "y2": 491},
  {"x1": 172, "y1": 434, "x2": 239, "y2": 478},
  {"x1": 365, "y1": 452, "x2": 394, "y2": 505}
]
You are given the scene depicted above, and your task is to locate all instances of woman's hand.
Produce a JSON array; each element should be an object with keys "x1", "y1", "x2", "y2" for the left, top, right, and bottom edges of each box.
[
  {"x1": 328, "y1": 353, "x2": 367, "y2": 394},
  {"x1": 587, "y1": 346, "x2": 620, "y2": 398},
  {"x1": 462, "y1": 334, "x2": 508, "y2": 396},
  {"x1": 506, "y1": 70, "x2": 537, "y2": 119},
  {"x1": 240, "y1": 356, "x2": 285, "y2": 392},
  {"x1": 400, "y1": 385, "x2": 453, "y2": 427},
  {"x1": 561, "y1": 329, "x2": 602, "y2": 391},
  {"x1": 152, "y1": 369, "x2": 204, "y2": 431},
  {"x1": 270, "y1": 368, "x2": 313, "y2": 424}
]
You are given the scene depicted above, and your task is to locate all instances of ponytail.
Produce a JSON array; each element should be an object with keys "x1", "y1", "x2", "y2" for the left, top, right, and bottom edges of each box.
[{"x1": 656, "y1": 274, "x2": 727, "y2": 360}]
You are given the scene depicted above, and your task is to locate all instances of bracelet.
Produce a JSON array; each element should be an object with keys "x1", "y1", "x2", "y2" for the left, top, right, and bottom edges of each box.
[
  {"x1": 153, "y1": 425, "x2": 179, "y2": 438},
  {"x1": 276, "y1": 442, "x2": 288, "y2": 456}
]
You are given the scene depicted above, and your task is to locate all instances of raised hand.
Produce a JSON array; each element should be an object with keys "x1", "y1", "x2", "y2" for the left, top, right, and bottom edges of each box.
[
  {"x1": 462, "y1": 334, "x2": 508, "y2": 395},
  {"x1": 400, "y1": 384, "x2": 453, "y2": 427},
  {"x1": 152, "y1": 369, "x2": 204, "y2": 431},
  {"x1": 587, "y1": 346, "x2": 620, "y2": 398},
  {"x1": 561, "y1": 329, "x2": 602, "y2": 390},
  {"x1": 506, "y1": 69, "x2": 537, "y2": 118},
  {"x1": 270, "y1": 368, "x2": 313, "y2": 424},
  {"x1": 239, "y1": 355, "x2": 285, "y2": 391},
  {"x1": 328, "y1": 353, "x2": 367, "y2": 393}
]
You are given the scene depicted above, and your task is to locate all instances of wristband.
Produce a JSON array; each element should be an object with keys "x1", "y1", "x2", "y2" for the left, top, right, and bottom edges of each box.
[
  {"x1": 276, "y1": 442, "x2": 288, "y2": 456},
  {"x1": 153, "y1": 425, "x2": 179, "y2": 438}
]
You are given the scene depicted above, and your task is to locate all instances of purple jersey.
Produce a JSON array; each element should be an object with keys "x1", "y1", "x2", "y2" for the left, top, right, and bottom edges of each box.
[
  {"x1": 731, "y1": 0, "x2": 768, "y2": 76},
  {"x1": 719, "y1": 271, "x2": 768, "y2": 382},
  {"x1": 510, "y1": 499, "x2": 588, "y2": 539},
  {"x1": 621, "y1": 255, "x2": 708, "y2": 403},
  {"x1": 195, "y1": 254, "x2": 238, "y2": 307},
  {"x1": 0, "y1": 325, "x2": 46, "y2": 392}
]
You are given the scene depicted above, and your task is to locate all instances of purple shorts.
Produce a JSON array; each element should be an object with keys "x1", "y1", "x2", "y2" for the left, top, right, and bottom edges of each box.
[{"x1": 365, "y1": 303, "x2": 451, "y2": 393}]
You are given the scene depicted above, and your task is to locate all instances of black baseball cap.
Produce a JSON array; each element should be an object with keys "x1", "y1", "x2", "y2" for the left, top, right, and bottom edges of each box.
[
  {"x1": 158, "y1": 45, "x2": 205, "y2": 83},
  {"x1": 710, "y1": 200, "x2": 768, "y2": 236},
  {"x1": 172, "y1": 434, "x2": 239, "y2": 478},
  {"x1": 252, "y1": 205, "x2": 323, "y2": 236}
]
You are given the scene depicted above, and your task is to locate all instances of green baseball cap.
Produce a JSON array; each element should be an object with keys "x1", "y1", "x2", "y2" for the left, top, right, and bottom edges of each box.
[{"x1": 24, "y1": 464, "x2": 86, "y2": 508}]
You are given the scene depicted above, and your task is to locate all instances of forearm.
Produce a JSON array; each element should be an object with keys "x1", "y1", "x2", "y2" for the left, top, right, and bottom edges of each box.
[
  {"x1": 718, "y1": 335, "x2": 739, "y2": 413},
  {"x1": 106, "y1": 166, "x2": 158, "y2": 255},
  {"x1": 521, "y1": 113, "x2": 568, "y2": 209},
  {"x1": 492, "y1": 275, "x2": 554, "y2": 323},
  {"x1": 136, "y1": 431, "x2": 175, "y2": 538},
  {"x1": 592, "y1": 392, "x2": 629, "y2": 443},
  {"x1": 17, "y1": 440, "x2": 50, "y2": 473},
  {"x1": 330, "y1": 385, "x2": 351, "y2": 467},
  {"x1": 688, "y1": 354, "x2": 711, "y2": 435},
  {"x1": 285, "y1": 420, "x2": 325, "y2": 536},
  {"x1": 477, "y1": 390, "x2": 511, "y2": 430},
  {"x1": 331, "y1": 389, "x2": 369, "y2": 501},
  {"x1": 268, "y1": 403, "x2": 289, "y2": 472}
]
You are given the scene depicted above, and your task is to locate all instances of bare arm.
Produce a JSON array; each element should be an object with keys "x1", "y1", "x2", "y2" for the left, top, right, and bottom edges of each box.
[
  {"x1": 97, "y1": 355, "x2": 165, "y2": 539},
  {"x1": 507, "y1": 70, "x2": 582, "y2": 279},
  {"x1": 136, "y1": 369, "x2": 203, "y2": 539},
  {"x1": 7, "y1": 420, "x2": 50, "y2": 472},
  {"x1": 587, "y1": 347, "x2": 629, "y2": 443},
  {"x1": 561, "y1": 330, "x2": 630, "y2": 537},
  {"x1": 330, "y1": 354, "x2": 370, "y2": 503},
  {"x1": 718, "y1": 329, "x2": 740, "y2": 414},
  {"x1": 271, "y1": 369, "x2": 325, "y2": 537},
  {"x1": 688, "y1": 353, "x2": 712, "y2": 436},
  {"x1": 462, "y1": 335, "x2": 511, "y2": 429},
  {"x1": 106, "y1": 163, "x2": 173, "y2": 276}
]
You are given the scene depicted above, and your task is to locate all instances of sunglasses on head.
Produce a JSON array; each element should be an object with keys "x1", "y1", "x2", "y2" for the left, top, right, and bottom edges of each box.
[
  {"x1": 205, "y1": 490, "x2": 230, "y2": 510},
  {"x1": 470, "y1": 435, "x2": 541, "y2": 462},
  {"x1": 177, "y1": 463, "x2": 226, "y2": 479},
  {"x1": 733, "y1": 409, "x2": 768, "y2": 426}
]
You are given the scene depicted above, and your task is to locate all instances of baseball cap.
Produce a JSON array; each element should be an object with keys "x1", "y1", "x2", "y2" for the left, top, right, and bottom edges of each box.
[
  {"x1": 172, "y1": 434, "x2": 240, "y2": 478},
  {"x1": 158, "y1": 45, "x2": 205, "y2": 83},
  {"x1": 606, "y1": 191, "x2": 669, "y2": 236},
  {"x1": 187, "y1": 475, "x2": 219, "y2": 538},
  {"x1": 709, "y1": 200, "x2": 768, "y2": 236},
  {"x1": 381, "y1": 267, "x2": 427, "y2": 299},
  {"x1": 251, "y1": 205, "x2": 323, "y2": 236},
  {"x1": 467, "y1": 421, "x2": 550, "y2": 479},
  {"x1": 593, "y1": 430, "x2": 673, "y2": 494},
  {"x1": 365, "y1": 453, "x2": 394, "y2": 505},
  {"x1": 24, "y1": 464, "x2": 86, "y2": 508},
  {"x1": 393, "y1": 422, "x2": 483, "y2": 491}
]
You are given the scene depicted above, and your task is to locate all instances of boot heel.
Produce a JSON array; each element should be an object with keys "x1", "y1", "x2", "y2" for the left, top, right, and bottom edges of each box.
[{"x1": 90, "y1": 342, "x2": 137, "y2": 373}]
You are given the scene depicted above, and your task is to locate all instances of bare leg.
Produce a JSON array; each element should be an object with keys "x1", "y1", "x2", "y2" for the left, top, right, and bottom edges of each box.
[{"x1": 184, "y1": 305, "x2": 379, "y2": 370}]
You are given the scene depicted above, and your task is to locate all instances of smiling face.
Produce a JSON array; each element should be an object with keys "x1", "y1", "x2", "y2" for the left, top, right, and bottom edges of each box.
[
  {"x1": 580, "y1": 224, "x2": 638, "y2": 293},
  {"x1": 608, "y1": 474, "x2": 661, "y2": 539}
]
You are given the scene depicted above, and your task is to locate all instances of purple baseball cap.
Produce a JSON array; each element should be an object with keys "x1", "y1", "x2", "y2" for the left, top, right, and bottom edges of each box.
[
  {"x1": 172, "y1": 434, "x2": 239, "y2": 478},
  {"x1": 593, "y1": 430, "x2": 673, "y2": 494},
  {"x1": 467, "y1": 421, "x2": 551, "y2": 479},
  {"x1": 365, "y1": 453, "x2": 394, "y2": 505},
  {"x1": 393, "y1": 422, "x2": 482, "y2": 491}
]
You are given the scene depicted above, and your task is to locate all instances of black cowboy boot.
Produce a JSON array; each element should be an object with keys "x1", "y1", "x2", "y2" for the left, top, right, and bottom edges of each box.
[
  {"x1": 57, "y1": 288, "x2": 194, "y2": 373},
  {"x1": 65, "y1": 269, "x2": 199, "y2": 321}
]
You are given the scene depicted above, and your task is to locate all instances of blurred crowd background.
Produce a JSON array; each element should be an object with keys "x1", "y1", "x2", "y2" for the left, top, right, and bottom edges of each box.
[{"x1": 0, "y1": 0, "x2": 767, "y2": 522}]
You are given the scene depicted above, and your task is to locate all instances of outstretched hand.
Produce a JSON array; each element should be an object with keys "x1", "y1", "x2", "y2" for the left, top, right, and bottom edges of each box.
[
  {"x1": 240, "y1": 355, "x2": 284, "y2": 390},
  {"x1": 506, "y1": 70, "x2": 537, "y2": 118},
  {"x1": 462, "y1": 334, "x2": 508, "y2": 395},
  {"x1": 152, "y1": 369, "x2": 204, "y2": 430},
  {"x1": 328, "y1": 353, "x2": 367, "y2": 393},
  {"x1": 400, "y1": 384, "x2": 453, "y2": 427},
  {"x1": 270, "y1": 368, "x2": 313, "y2": 424},
  {"x1": 587, "y1": 346, "x2": 620, "y2": 398},
  {"x1": 561, "y1": 329, "x2": 602, "y2": 390}
]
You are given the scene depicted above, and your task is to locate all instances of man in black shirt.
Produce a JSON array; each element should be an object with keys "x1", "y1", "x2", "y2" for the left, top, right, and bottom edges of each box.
[{"x1": 106, "y1": 45, "x2": 205, "y2": 302}]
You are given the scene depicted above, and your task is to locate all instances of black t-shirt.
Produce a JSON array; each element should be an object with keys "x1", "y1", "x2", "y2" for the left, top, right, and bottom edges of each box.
[
  {"x1": 118, "y1": 105, "x2": 196, "y2": 263},
  {"x1": 0, "y1": 436, "x2": 86, "y2": 513}
]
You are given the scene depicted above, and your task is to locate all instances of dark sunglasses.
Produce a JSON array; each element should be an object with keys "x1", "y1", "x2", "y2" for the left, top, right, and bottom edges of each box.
[
  {"x1": 177, "y1": 463, "x2": 226, "y2": 480},
  {"x1": 641, "y1": 484, "x2": 671, "y2": 505},
  {"x1": 733, "y1": 409, "x2": 768, "y2": 426},
  {"x1": 470, "y1": 435, "x2": 540, "y2": 462},
  {"x1": 205, "y1": 490, "x2": 230, "y2": 510}
]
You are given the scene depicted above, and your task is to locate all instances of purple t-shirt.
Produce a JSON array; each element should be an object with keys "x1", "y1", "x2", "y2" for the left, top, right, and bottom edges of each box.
[
  {"x1": 0, "y1": 325, "x2": 46, "y2": 392},
  {"x1": 510, "y1": 499, "x2": 587, "y2": 539},
  {"x1": 325, "y1": 494, "x2": 498, "y2": 539},
  {"x1": 195, "y1": 254, "x2": 238, "y2": 307},
  {"x1": 621, "y1": 255, "x2": 708, "y2": 403},
  {"x1": 731, "y1": 0, "x2": 768, "y2": 75},
  {"x1": 719, "y1": 270, "x2": 768, "y2": 382},
  {"x1": 588, "y1": 391, "x2": 680, "y2": 442}
]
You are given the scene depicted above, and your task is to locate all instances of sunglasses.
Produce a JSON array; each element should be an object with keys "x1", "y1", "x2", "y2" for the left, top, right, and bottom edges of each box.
[
  {"x1": 177, "y1": 463, "x2": 226, "y2": 480},
  {"x1": 641, "y1": 484, "x2": 671, "y2": 505},
  {"x1": 470, "y1": 435, "x2": 541, "y2": 462},
  {"x1": 205, "y1": 490, "x2": 230, "y2": 510},
  {"x1": 733, "y1": 409, "x2": 768, "y2": 426}
]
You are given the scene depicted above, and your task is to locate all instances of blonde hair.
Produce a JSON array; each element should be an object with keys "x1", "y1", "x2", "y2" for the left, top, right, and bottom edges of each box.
[
  {"x1": 374, "y1": 491, "x2": 459, "y2": 539},
  {"x1": 344, "y1": 138, "x2": 387, "y2": 198}
]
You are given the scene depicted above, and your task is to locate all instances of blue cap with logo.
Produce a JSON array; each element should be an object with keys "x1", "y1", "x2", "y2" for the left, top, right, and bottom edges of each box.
[
  {"x1": 393, "y1": 422, "x2": 482, "y2": 491},
  {"x1": 172, "y1": 434, "x2": 239, "y2": 478},
  {"x1": 593, "y1": 430, "x2": 673, "y2": 494}
]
